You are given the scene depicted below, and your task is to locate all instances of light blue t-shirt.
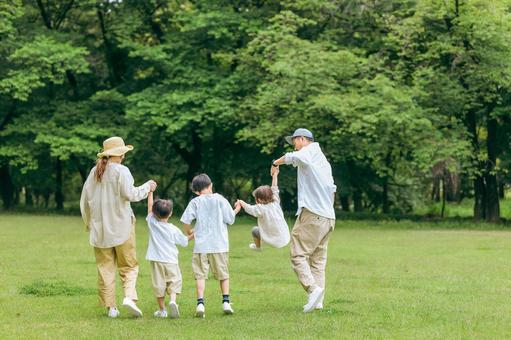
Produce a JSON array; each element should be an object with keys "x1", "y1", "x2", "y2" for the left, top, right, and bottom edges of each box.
[{"x1": 146, "y1": 213, "x2": 188, "y2": 263}]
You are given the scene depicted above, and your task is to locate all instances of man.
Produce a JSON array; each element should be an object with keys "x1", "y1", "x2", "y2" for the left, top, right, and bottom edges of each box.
[{"x1": 272, "y1": 128, "x2": 336, "y2": 313}]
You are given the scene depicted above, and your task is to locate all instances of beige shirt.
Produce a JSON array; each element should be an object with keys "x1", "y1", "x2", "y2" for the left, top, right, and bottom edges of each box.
[
  {"x1": 242, "y1": 186, "x2": 290, "y2": 248},
  {"x1": 80, "y1": 163, "x2": 151, "y2": 248}
]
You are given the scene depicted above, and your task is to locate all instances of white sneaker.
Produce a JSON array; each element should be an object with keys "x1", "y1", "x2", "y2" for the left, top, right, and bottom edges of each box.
[
  {"x1": 122, "y1": 297, "x2": 143, "y2": 317},
  {"x1": 316, "y1": 291, "x2": 325, "y2": 310},
  {"x1": 303, "y1": 286, "x2": 324, "y2": 313},
  {"x1": 169, "y1": 301, "x2": 180, "y2": 319},
  {"x1": 315, "y1": 303, "x2": 323, "y2": 310},
  {"x1": 154, "y1": 309, "x2": 168, "y2": 318},
  {"x1": 107, "y1": 307, "x2": 120, "y2": 318},
  {"x1": 249, "y1": 243, "x2": 261, "y2": 251},
  {"x1": 223, "y1": 301, "x2": 234, "y2": 315},
  {"x1": 195, "y1": 303, "x2": 205, "y2": 318}
]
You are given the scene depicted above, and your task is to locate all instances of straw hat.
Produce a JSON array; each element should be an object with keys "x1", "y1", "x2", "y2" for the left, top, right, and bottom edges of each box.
[{"x1": 97, "y1": 137, "x2": 134, "y2": 158}]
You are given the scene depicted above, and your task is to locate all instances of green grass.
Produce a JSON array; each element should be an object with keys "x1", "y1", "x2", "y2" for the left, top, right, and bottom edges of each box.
[{"x1": 2, "y1": 214, "x2": 511, "y2": 339}]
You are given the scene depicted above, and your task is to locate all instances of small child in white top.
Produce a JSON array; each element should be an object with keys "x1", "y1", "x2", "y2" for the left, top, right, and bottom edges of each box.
[
  {"x1": 146, "y1": 190, "x2": 193, "y2": 319},
  {"x1": 235, "y1": 165, "x2": 290, "y2": 250}
]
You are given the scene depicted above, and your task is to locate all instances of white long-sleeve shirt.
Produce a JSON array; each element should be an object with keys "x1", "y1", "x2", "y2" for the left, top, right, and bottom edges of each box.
[
  {"x1": 146, "y1": 213, "x2": 188, "y2": 263},
  {"x1": 285, "y1": 142, "x2": 337, "y2": 219},
  {"x1": 242, "y1": 186, "x2": 290, "y2": 248},
  {"x1": 80, "y1": 163, "x2": 151, "y2": 248},
  {"x1": 180, "y1": 193, "x2": 235, "y2": 253}
]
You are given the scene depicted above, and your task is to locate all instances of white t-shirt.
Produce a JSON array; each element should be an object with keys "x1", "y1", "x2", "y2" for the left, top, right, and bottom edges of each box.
[
  {"x1": 242, "y1": 186, "x2": 290, "y2": 248},
  {"x1": 146, "y1": 213, "x2": 188, "y2": 263},
  {"x1": 180, "y1": 193, "x2": 235, "y2": 254},
  {"x1": 285, "y1": 142, "x2": 337, "y2": 219}
]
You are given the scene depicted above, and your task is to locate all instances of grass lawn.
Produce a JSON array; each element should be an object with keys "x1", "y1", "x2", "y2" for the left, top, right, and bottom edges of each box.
[{"x1": 2, "y1": 214, "x2": 511, "y2": 339}]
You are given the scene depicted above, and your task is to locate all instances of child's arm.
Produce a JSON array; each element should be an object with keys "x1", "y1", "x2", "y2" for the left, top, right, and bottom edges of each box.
[
  {"x1": 271, "y1": 165, "x2": 279, "y2": 187},
  {"x1": 180, "y1": 200, "x2": 196, "y2": 236},
  {"x1": 147, "y1": 191, "x2": 153, "y2": 216},
  {"x1": 183, "y1": 223, "x2": 193, "y2": 236},
  {"x1": 233, "y1": 200, "x2": 242, "y2": 215},
  {"x1": 238, "y1": 199, "x2": 262, "y2": 217}
]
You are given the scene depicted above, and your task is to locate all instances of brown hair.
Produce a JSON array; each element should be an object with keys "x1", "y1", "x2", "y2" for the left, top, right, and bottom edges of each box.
[
  {"x1": 153, "y1": 199, "x2": 174, "y2": 219},
  {"x1": 252, "y1": 185, "x2": 274, "y2": 204},
  {"x1": 94, "y1": 157, "x2": 108, "y2": 182}
]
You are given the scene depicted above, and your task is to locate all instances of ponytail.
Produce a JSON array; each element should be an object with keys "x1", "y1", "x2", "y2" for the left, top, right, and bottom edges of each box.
[{"x1": 94, "y1": 157, "x2": 109, "y2": 182}]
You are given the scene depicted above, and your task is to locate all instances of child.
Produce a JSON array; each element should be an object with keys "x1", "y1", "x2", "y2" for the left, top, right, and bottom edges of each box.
[
  {"x1": 181, "y1": 174, "x2": 238, "y2": 318},
  {"x1": 146, "y1": 190, "x2": 192, "y2": 319},
  {"x1": 235, "y1": 165, "x2": 290, "y2": 250}
]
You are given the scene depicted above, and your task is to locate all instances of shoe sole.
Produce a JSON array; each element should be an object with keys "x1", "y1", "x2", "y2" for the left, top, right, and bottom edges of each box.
[
  {"x1": 169, "y1": 303, "x2": 180, "y2": 319},
  {"x1": 123, "y1": 303, "x2": 142, "y2": 317},
  {"x1": 223, "y1": 308, "x2": 234, "y2": 315},
  {"x1": 195, "y1": 310, "x2": 205, "y2": 318},
  {"x1": 303, "y1": 288, "x2": 324, "y2": 313}
]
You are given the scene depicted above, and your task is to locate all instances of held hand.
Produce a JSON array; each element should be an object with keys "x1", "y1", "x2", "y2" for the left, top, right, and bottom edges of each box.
[
  {"x1": 233, "y1": 200, "x2": 242, "y2": 214},
  {"x1": 270, "y1": 165, "x2": 279, "y2": 177},
  {"x1": 187, "y1": 230, "x2": 195, "y2": 241},
  {"x1": 148, "y1": 180, "x2": 157, "y2": 192}
]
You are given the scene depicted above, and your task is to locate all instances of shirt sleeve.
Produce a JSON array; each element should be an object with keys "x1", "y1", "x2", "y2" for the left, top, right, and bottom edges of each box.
[
  {"x1": 173, "y1": 228, "x2": 189, "y2": 248},
  {"x1": 271, "y1": 186, "x2": 280, "y2": 203},
  {"x1": 79, "y1": 168, "x2": 94, "y2": 231},
  {"x1": 118, "y1": 167, "x2": 151, "y2": 202},
  {"x1": 284, "y1": 149, "x2": 308, "y2": 167},
  {"x1": 146, "y1": 212, "x2": 153, "y2": 223},
  {"x1": 242, "y1": 202, "x2": 263, "y2": 217},
  {"x1": 221, "y1": 196, "x2": 236, "y2": 225},
  {"x1": 180, "y1": 200, "x2": 196, "y2": 224}
]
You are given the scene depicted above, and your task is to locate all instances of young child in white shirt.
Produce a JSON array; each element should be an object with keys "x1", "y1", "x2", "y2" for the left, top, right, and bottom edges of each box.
[
  {"x1": 146, "y1": 190, "x2": 192, "y2": 319},
  {"x1": 181, "y1": 173, "x2": 238, "y2": 318},
  {"x1": 235, "y1": 165, "x2": 290, "y2": 250}
]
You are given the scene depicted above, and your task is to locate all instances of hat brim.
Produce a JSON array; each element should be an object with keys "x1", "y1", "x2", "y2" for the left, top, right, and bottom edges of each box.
[
  {"x1": 97, "y1": 145, "x2": 133, "y2": 158},
  {"x1": 285, "y1": 136, "x2": 294, "y2": 145}
]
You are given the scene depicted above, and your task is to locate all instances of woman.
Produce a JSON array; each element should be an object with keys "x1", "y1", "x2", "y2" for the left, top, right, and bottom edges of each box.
[{"x1": 80, "y1": 136, "x2": 157, "y2": 318}]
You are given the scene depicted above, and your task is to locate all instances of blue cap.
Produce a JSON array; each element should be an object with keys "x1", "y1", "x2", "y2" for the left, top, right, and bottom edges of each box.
[{"x1": 285, "y1": 128, "x2": 314, "y2": 145}]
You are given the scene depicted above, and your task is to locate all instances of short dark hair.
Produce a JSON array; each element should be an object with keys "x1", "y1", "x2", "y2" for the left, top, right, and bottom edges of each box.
[
  {"x1": 153, "y1": 199, "x2": 173, "y2": 219},
  {"x1": 252, "y1": 185, "x2": 274, "y2": 204},
  {"x1": 191, "y1": 173, "x2": 212, "y2": 193}
]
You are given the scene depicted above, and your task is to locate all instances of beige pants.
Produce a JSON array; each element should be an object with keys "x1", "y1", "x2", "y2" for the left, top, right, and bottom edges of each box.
[
  {"x1": 192, "y1": 253, "x2": 229, "y2": 280},
  {"x1": 290, "y1": 208, "x2": 335, "y2": 293},
  {"x1": 93, "y1": 228, "x2": 139, "y2": 307},
  {"x1": 150, "y1": 261, "x2": 182, "y2": 297}
]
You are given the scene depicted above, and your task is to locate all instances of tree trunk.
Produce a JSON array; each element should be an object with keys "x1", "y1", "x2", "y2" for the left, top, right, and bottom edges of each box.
[
  {"x1": 485, "y1": 115, "x2": 500, "y2": 223},
  {"x1": 353, "y1": 189, "x2": 363, "y2": 212},
  {"x1": 0, "y1": 164, "x2": 14, "y2": 209},
  {"x1": 25, "y1": 187, "x2": 33, "y2": 207},
  {"x1": 340, "y1": 195, "x2": 350, "y2": 212},
  {"x1": 465, "y1": 109, "x2": 486, "y2": 220},
  {"x1": 55, "y1": 158, "x2": 64, "y2": 210},
  {"x1": 382, "y1": 176, "x2": 389, "y2": 214}
]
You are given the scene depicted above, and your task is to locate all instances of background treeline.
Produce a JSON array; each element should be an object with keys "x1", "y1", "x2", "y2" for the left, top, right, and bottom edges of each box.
[{"x1": 1, "y1": 0, "x2": 511, "y2": 222}]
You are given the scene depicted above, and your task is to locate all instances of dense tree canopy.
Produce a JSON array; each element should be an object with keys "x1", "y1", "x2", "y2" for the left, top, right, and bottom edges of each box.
[{"x1": 1, "y1": 0, "x2": 510, "y2": 222}]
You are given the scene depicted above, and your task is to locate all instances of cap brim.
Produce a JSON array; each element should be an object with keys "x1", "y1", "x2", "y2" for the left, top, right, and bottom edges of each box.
[
  {"x1": 97, "y1": 145, "x2": 133, "y2": 158},
  {"x1": 285, "y1": 136, "x2": 294, "y2": 145}
]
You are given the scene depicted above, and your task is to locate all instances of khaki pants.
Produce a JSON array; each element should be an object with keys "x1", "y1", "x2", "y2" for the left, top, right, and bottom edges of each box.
[
  {"x1": 150, "y1": 261, "x2": 182, "y2": 297},
  {"x1": 290, "y1": 208, "x2": 335, "y2": 293},
  {"x1": 192, "y1": 253, "x2": 229, "y2": 281},
  {"x1": 93, "y1": 228, "x2": 139, "y2": 307}
]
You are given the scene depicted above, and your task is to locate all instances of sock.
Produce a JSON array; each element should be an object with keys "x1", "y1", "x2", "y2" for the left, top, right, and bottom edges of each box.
[
  {"x1": 197, "y1": 298, "x2": 204, "y2": 306},
  {"x1": 222, "y1": 295, "x2": 230, "y2": 303}
]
